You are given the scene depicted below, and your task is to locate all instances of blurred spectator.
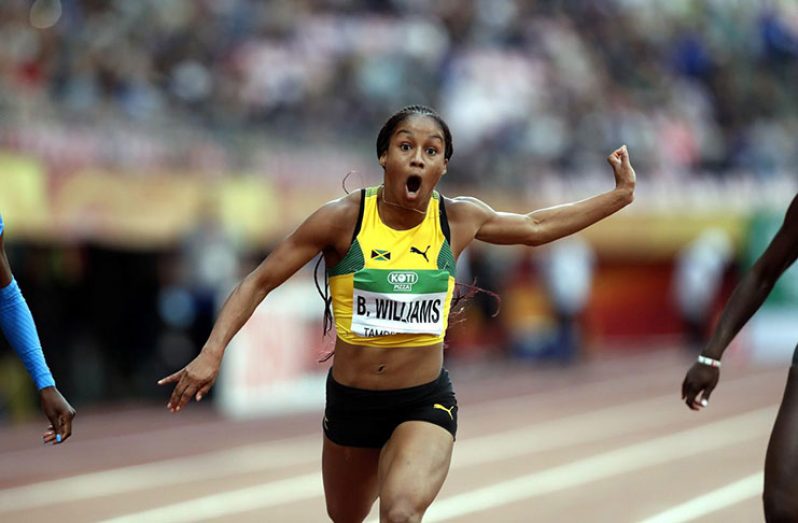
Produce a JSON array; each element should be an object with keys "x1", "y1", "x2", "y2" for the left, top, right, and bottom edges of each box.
[
  {"x1": 452, "y1": 244, "x2": 506, "y2": 357},
  {"x1": 0, "y1": 0, "x2": 796, "y2": 184},
  {"x1": 538, "y1": 237, "x2": 595, "y2": 363},
  {"x1": 1, "y1": 0, "x2": 795, "y2": 409},
  {"x1": 672, "y1": 228, "x2": 734, "y2": 352}
]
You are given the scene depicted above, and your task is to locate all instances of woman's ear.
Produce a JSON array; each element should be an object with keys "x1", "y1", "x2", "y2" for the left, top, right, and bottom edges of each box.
[
  {"x1": 442, "y1": 159, "x2": 448, "y2": 175},
  {"x1": 379, "y1": 153, "x2": 387, "y2": 168}
]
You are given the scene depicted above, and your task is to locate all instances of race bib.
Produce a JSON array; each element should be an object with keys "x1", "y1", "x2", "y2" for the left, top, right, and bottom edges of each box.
[{"x1": 350, "y1": 269, "x2": 450, "y2": 337}]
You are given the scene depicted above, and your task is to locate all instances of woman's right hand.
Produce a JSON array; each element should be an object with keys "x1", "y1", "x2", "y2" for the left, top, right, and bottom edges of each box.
[
  {"x1": 158, "y1": 349, "x2": 222, "y2": 412},
  {"x1": 606, "y1": 145, "x2": 636, "y2": 196}
]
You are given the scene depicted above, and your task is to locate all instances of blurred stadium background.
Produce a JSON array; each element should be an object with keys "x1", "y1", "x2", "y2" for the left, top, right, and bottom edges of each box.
[{"x1": 1, "y1": 0, "x2": 797, "y2": 521}]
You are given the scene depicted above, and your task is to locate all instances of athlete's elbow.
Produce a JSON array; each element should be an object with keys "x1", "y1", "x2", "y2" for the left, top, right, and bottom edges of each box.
[
  {"x1": 520, "y1": 219, "x2": 548, "y2": 246},
  {"x1": 523, "y1": 230, "x2": 549, "y2": 247},
  {"x1": 527, "y1": 220, "x2": 559, "y2": 246}
]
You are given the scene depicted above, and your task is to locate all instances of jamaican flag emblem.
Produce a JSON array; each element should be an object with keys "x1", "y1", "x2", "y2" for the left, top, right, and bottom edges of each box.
[{"x1": 371, "y1": 249, "x2": 391, "y2": 261}]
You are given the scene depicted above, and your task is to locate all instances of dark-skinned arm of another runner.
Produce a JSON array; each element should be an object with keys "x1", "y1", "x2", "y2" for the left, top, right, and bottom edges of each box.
[
  {"x1": 0, "y1": 231, "x2": 76, "y2": 443},
  {"x1": 682, "y1": 193, "x2": 798, "y2": 411}
]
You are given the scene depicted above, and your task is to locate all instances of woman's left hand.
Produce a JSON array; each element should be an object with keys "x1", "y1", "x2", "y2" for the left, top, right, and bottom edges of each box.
[
  {"x1": 607, "y1": 145, "x2": 636, "y2": 195},
  {"x1": 40, "y1": 387, "x2": 76, "y2": 444}
]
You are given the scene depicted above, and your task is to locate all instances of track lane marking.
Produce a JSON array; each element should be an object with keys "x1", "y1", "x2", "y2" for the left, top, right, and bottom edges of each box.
[
  {"x1": 1, "y1": 368, "x2": 781, "y2": 520},
  {"x1": 419, "y1": 408, "x2": 775, "y2": 522},
  {"x1": 637, "y1": 472, "x2": 763, "y2": 523},
  {"x1": 0, "y1": 436, "x2": 319, "y2": 512},
  {"x1": 101, "y1": 473, "x2": 323, "y2": 523},
  {"x1": 101, "y1": 406, "x2": 774, "y2": 523},
  {"x1": 1, "y1": 358, "x2": 708, "y2": 512},
  {"x1": 99, "y1": 400, "x2": 776, "y2": 521}
]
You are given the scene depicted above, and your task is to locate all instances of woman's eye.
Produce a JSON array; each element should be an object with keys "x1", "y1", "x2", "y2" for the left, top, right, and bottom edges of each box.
[
  {"x1": 400, "y1": 143, "x2": 411, "y2": 151},
  {"x1": 426, "y1": 148, "x2": 438, "y2": 156}
]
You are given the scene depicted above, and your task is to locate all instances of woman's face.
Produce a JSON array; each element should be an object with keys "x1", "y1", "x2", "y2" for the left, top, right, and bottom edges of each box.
[{"x1": 379, "y1": 115, "x2": 448, "y2": 206}]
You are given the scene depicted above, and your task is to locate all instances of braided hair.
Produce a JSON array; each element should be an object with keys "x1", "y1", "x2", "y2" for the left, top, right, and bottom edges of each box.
[{"x1": 376, "y1": 105, "x2": 454, "y2": 161}]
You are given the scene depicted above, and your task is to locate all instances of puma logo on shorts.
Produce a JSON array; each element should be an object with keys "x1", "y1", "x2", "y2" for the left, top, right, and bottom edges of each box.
[{"x1": 434, "y1": 403, "x2": 455, "y2": 420}]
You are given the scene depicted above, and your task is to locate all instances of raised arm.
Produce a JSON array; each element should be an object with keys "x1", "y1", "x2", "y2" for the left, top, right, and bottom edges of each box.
[
  {"x1": 682, "y1": 193, "x2": 798, "y2": 410},
  {"x1": 450, "y1": 146, "x2": 635, "y2": 251},
  {"x1": 159, "y1": 195, "x2": 359, "y2": 411}
]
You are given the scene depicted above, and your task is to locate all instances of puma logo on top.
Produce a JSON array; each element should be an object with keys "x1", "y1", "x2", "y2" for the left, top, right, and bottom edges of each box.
[{"x1": 410, "y1": 245, "x2": 431, "y2": 263}]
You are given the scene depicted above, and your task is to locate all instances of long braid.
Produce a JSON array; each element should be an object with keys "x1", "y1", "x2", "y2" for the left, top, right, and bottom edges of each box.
[
  {"x1": 450, "y1": 280, "x2": 501, "y2": 327},
  {"x1": 313, "y1": 254, "x2": 333, "y2": 337},
  {"x1": 314, "y1": 253, "x2": 335, "y2": 363}
]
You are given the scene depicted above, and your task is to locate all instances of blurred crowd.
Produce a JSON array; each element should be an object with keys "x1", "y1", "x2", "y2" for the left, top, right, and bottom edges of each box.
[
  {"x1": 5, "y1": 0, "x2": 795, "y2": 416},
  {"x1": 1, "y1": 0, "x2": 798, "y2": 186}
]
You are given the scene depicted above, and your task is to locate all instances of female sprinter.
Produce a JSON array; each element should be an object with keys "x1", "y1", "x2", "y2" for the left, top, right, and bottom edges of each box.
[
  {"x1": 682, "y1": 192, "x2": 798, "y2": 523},
  {"x1": 0, "y1": 215, "x2": 76, "y2": 444},
  {"x1": 160, "y1": 105, "x2": 636, "y2": 522}
]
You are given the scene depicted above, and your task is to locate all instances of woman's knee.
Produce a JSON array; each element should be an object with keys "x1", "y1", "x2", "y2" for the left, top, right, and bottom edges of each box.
[
  {"x1": 763, "y1": 488, "x2": 798, "y2": 523},
  {"x1": 379, "y1": 495, "x2": 425, "y2": 523}
]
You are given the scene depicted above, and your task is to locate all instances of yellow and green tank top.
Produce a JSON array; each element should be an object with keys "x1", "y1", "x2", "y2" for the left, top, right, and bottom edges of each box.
[{"x1": 328, "y1": 186, "x2": 456, "y2": 347}]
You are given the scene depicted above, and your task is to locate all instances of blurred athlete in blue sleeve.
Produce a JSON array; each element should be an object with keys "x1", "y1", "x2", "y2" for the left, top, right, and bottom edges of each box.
[{"x1": 0, "y1": 214, "x2": 75, "y2": 444}]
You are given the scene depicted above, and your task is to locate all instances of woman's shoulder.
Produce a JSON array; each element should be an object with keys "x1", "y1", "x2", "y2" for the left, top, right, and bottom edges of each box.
[
  {"x1": 306, "y1": 190, "x2": 365, "y2": 237},
  {"x1": 441, "y1": 195, "x2": 494, "y2": 221},
  {"x1": 319, "y1": 190, "x2": 363, "y2": 218}
]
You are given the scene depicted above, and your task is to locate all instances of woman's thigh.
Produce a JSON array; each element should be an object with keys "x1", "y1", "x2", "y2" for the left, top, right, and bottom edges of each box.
[
  {"x1": 322, "y1": 436, "x2": 381, "y2": 523},
  {"x1": 378, "y1": 421, "x2": 455, "y2": 518}
]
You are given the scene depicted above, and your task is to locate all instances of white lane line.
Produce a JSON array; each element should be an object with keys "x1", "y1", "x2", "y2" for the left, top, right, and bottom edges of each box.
[
  {"x1": 0, "y1": 435, "x2": 319, "y2": 513},
  {"x1": 456, "y1": 400, "x2": 706, "y2": 467},
  {"x1": 1, "y1": 370, "x2": 778, "y2": 517},
  {"x1": 419, "y1": 407, "x2": 775, "y2": 522},
  {"x1": 94, "y1": 393, "x2": 678, "y2": 523},
  {"x1": 638, "y1": 472, "x2": 763, "y2": 523},
  {"x1": 98, "y1": 395, "x2": 776, "y2": 522},
  {"x1": 465, "y1": 360, "x2": 693, "y2": 416},
  {"x1": 454, "y1": 369, "x2": 778, "y2": 468},
  {"x1": 0, "y1": 417, "x2": 253, "y2": 460},
  {"x1": 101, "y1": 472, "x2": 323, "y2": 523},
  {"x1": 0, "y1": 352, "x2": 679, "y2": 456},
  {"x1": 98, "y1": 393, "x2": 680, "y2": 522},
  {"x1": 0, "y1": 357, "x2": 702, "y2": 513}
]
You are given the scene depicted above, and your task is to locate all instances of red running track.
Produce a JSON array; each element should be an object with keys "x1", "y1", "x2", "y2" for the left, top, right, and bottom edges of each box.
[{"x1": 0, "y1": 349, "x2": 784, "y2": 522}]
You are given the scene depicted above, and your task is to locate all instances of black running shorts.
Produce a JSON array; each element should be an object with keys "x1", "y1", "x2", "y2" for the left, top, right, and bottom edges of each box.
[{"x1": 323, "y1": 368, "x2": 458, "y2": 448}]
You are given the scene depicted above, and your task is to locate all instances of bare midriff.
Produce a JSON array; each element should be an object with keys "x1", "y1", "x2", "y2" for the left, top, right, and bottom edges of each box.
[{"x1": 331, "y1": 338, "x2": 444, "y2": 390}]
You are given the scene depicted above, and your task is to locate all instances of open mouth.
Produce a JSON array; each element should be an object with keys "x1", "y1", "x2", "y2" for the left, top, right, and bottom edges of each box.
[{"x1": 405, "y1": 175, "x2": 422, "y2": 196}]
